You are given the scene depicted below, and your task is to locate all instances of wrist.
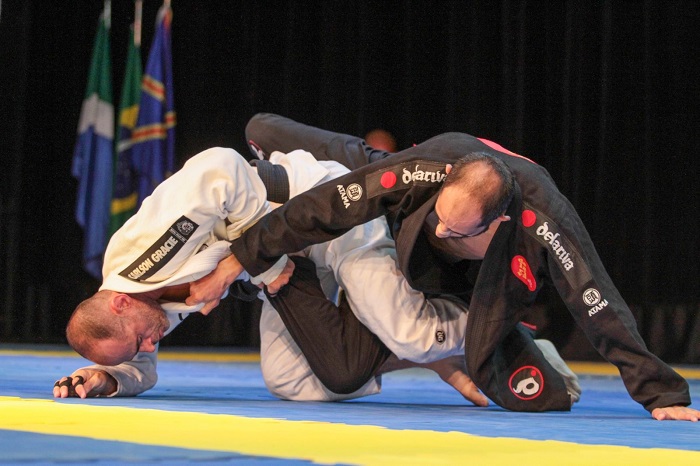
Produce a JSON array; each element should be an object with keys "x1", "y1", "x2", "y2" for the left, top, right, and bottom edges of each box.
[
  {"x1": 102, "y1": 372, "x2": 118, "y2": 396},
  {"x1": 222, "y1": 255, "x2": 244, "y2": 283}
]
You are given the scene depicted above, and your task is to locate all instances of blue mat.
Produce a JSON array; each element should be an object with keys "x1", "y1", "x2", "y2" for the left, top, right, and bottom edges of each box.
[{"x1": 1, "y1": 347, "x2": 698, "y2": 464}]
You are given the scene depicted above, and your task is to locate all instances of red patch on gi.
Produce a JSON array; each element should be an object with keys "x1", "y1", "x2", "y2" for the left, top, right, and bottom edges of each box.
[
  {"x1": 511, "y1": 255, "x2": 536, "y2": 291},
  {"x1": 521, "y1": 209, "x2": 536, "y2": 228},
  {"x1": 380, "y1": 171, "x2": 397, "y2": 189},
  {"x1": 509, "y1": 366, "x2": 544, "y2": 400}
]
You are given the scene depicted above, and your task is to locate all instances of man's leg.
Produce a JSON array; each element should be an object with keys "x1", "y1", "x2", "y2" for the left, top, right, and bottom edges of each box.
[
  {"x1": 259, "y1": 300, "x2": 383, "y2": 401},
  {"x1": 266, "y1": 256, "x2": 392, "y2": 394},
  {"x1": 245, "y1": 113, "x2": 389, "y2": 169}
]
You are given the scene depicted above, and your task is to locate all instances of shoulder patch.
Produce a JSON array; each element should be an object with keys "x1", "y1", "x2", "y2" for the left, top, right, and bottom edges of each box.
[
  {"x1": 520, "y1": 206, "x2": 592, "y2": 289},
  {"x1": 366, "y1": 160, "x2": 448, "y2": 199},
  {"x1": 119, "y1": 216, "x2": 199, "y2": 281}
]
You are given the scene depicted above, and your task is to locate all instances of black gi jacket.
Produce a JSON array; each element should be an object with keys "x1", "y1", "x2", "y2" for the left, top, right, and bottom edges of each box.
[{"x1": 232, "y1": 113, "x2": 690, "y2": 412}]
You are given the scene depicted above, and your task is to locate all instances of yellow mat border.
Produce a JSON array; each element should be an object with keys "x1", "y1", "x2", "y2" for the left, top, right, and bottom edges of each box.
[{"x1": 1, "y1": 396, "x2": 698, "y2": 465}]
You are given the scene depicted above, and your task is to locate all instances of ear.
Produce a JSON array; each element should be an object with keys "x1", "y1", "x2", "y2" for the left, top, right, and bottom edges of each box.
[
  {"x1": 499, "y1": 214, "x2": 511, "y2": 222},
  {"x1": 109, "y1": 293, "x2": 132, "y2": 315},
  {"x1": 445, "y1": 164, "x2": 453, "y2": 175}
]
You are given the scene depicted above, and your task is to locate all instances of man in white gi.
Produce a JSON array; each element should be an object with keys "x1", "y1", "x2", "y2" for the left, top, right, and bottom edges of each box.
[{"x1": 54, "y1": 146, "x2": 528, "y2": 403}]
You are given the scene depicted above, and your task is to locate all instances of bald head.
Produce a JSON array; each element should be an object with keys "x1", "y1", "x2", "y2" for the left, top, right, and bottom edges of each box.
[
  {"x1": 442, "y1": 152, "x2": 515, "y2": 228},
  {"x1": 66, "y1": 289, "x2": 171, "y2": 366},
  {"x1": 66, "y1": 290, "x2": 125, "y2": 363}
]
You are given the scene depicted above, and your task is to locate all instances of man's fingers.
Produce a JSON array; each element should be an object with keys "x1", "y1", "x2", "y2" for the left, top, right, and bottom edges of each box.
[
  {"x1": 468, "y1": 390, "x2": 489, "y2": 407},
  {"x1": 284, "y1": 259, "x2": 296, "y2": 279},
  {"x1": 74, "y1": 375, "x2": 89, "y2": 398},
  {"x1": 185, "y1": 284, "x2": 204, "y2": 306},
  {"x1": 53, "y1": 374, "x2": 89, "y2": 398},
  {"x1": 54, "y1": 379, "x2": 69, "y2": 398},
  {"x1": 199, "y1": 299, "x2": 220, "y2": 316},
  {"x1": 53, "y1": 377, "x2": 70, "y2": 398},
  {"x1": 53, "y1": 380, "x2": 62, "y2": 397},
  {"x1": 266, "y1": 283, "x2": 281, "y2": 296},
  {"x1": 260, "y1": 257, "x2": 297, "y2": 296},
  {"x1": 652, "y1": 408, "x2": 672, "y2": 421},
  {"x1": 74, "y1": 384, "x2": 87, "y2": 398},
  {"x1": 267, "y1": 279, "x2": 289, "y2": 296},
  {"x1": 652, "y1": 407, "x2": 700, "y2": 422},
  {"x1": 459, "y1": 380, "x2": 489, "y2": 407},
  {"x1": 267, "y1": 264, "x2": 294, "y2": 295},
  {"x1": 265, "y1": 279, "x2": 284, "y2": 296}
]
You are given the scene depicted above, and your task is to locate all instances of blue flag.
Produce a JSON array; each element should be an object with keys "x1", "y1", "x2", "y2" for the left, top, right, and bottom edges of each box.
[
  {"x1": 71, "y1": 6, "x2": 114, "y2": 279},
  {"x1": 131, "y1": 3, "x2": 176, "y2": 206}
]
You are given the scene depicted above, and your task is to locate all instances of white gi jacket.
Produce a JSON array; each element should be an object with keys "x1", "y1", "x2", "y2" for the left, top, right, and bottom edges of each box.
[{"x1": 81, "y1": 147, "x2": 468, "y2": 400}]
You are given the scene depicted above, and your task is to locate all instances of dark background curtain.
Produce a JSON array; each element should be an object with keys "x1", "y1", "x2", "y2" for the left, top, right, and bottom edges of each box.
[{"x1": 1, "y1": 1, "x2": 698, "y2": 361}]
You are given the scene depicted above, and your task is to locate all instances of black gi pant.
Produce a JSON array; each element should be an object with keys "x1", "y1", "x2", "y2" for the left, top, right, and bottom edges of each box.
[
  {"x1": 248, "y1": 114, "x2": 395, "y2": 393},
  {"x1": 265, "y1": 256, "x2": 391, "y2": 394}
]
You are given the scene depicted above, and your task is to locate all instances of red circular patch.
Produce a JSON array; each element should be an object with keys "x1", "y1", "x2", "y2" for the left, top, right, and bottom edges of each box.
[
  {"x1": 509, "y1": 366, "x2": 544, "y2": 401},
  {"x1": 521, "y1": 209, "x2": 536, "y2": 227},
  {"x1": 380, "y1": 171, "x2": 397, "y2": 189}
]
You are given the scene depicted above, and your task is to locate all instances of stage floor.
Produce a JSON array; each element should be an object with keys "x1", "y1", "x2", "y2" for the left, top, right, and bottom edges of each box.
[{"x1": 1, "y1": 345, "x2": 698, "y2": 465}]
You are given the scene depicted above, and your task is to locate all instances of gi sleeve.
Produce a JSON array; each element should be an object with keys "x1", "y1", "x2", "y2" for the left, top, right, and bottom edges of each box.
[
  {"x1": 230, "y1": 154, "x2": 441, "y2": 278},
  {"x1": 321, "y1": 216, "x2": 468, "y2": 363},
  {"x1": 82, "y1": 350, "x2": 159, "y2": 397},
  {"x1": 102, "y1": 147, "x2": 272, "y2": 291},
  {"x1": 523, "y1": 202, "x2": 691, "y2": 412}
]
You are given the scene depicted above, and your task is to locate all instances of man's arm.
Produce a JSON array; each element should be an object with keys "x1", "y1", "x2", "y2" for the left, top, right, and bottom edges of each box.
[
  {"x1": 186, "y1": 254, "x2": 245, "y2": 314},
  {"x1": 53, "y1": 349, "x2": 159, "y2": 398},
  {"x1": 525, "y1": 200, "x2": 694, "y2": 416},
  {"x1": 230, "y1": 151, "x2": 444, "y2": 281}
]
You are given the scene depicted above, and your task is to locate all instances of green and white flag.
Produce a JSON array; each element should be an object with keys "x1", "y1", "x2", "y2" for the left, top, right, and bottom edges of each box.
[{"x1": 71, "y1": 1, "x2": 114, "y2": 278}]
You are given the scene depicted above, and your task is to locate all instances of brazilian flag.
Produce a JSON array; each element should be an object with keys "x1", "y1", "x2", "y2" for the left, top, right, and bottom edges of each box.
[{"x1": 109, "y1": 24, "x2": 142, "y2": 238}]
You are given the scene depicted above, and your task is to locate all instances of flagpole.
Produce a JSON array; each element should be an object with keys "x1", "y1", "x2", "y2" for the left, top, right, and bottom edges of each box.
[
  {"x1": 104, "y1": 0, "x2": 111, "y2": 28},
  {"x1": 134, "y1": 0, "x2": 142, "y2": 47}
]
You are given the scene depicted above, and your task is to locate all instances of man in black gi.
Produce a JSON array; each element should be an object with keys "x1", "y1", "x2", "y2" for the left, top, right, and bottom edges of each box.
[{"x1": 188, "y1": 113, "x2": 698, "y2": 420}]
